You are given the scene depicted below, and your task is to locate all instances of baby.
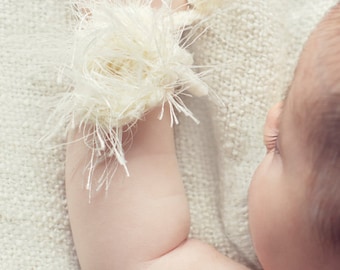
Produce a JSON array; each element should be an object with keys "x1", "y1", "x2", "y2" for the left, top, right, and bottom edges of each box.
[{"x1": 65, "y1": 1, "x2": 340, "y2": 270}]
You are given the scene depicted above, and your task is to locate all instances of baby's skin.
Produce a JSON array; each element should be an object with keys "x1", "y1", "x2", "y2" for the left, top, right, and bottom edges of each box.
[{"x1": 65, "y1": 1, "x2": 340, "y2": 269}]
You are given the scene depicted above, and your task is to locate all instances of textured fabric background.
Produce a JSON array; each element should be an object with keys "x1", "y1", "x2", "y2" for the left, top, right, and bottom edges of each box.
[{"x1": 0, "y1": 0, "x2": 337, "y2": 269}]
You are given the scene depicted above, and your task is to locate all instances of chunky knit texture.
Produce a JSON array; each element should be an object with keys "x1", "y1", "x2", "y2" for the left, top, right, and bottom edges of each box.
[{"x1": 0, "y1": 0, "x2": 337, "y2": 269}]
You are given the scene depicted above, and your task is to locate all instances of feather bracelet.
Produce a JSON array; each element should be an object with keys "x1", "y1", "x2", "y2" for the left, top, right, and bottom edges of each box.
[{"x1": 52, "y1": 0, "x2": 222, "y2": 194}]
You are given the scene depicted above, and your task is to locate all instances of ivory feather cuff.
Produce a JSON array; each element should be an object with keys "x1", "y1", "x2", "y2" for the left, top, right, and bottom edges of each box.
[{"x1": 54, "y1": 0, "x2": 221, "y2": 193}]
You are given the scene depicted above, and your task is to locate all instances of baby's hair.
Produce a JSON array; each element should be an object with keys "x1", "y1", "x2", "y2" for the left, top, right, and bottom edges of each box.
[
  {"x1": 303, "y1": 3, "x2": 340, "y2": 253},
  {"x1": 309, "y1": 97, "x2": 340, "y2": 252}
]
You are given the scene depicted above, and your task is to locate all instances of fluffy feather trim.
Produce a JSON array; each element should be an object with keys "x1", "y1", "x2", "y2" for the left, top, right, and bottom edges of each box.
[{"x1": 54, "y1": 0, "x2": 216, "y2": 194}]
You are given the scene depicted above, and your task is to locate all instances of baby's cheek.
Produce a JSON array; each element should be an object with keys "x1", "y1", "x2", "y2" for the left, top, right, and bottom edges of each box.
[
  {"x1": 248, "y1": 153, "x2": 291, "y2": 269},
  {"x1": 248, "y1": 156, "x2": 269, "y2": 233},
  {"x1": 248, "y1": 152, "x2": 279, "y2": 242},
  {"x1": 248, "y1": 153, "x2": 273, "y2": 201}
]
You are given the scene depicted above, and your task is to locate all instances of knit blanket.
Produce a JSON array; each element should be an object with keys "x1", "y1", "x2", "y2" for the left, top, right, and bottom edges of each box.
[{"x1": 0, "y1": 0, "x2": 337, "y2": 269}]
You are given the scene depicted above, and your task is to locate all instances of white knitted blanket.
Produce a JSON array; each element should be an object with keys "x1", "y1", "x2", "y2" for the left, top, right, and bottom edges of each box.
[{"x1": 0, "y1": 0, "x2": 337, "y2": 269}]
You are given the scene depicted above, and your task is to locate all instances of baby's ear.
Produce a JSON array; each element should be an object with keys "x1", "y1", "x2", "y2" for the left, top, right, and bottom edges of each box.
[{"x1": 263, "y1": 102, "x2": 282, "y2": 152}]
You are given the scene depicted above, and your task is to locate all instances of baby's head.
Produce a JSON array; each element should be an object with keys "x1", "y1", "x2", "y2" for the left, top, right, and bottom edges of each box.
[{"x1": 248, "y1": 3, "x2": 340, "y2": 270}]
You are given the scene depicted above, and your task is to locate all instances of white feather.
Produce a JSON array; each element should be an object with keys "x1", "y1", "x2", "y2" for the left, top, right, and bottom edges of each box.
[{"x1": 53, "y1": 0, "x2": 218, "y2": 194}]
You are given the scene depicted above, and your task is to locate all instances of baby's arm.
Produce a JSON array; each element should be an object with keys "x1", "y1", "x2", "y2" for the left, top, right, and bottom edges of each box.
[
  {"x1": 65, "y1": 1, "x2": 250, "y2": 269},
  {"x1": 66, "y1": 107, "x2": 249, "y2": 270},
  {"x1": 66, "y1": 107, "x2": 186, "y2": 269}
]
